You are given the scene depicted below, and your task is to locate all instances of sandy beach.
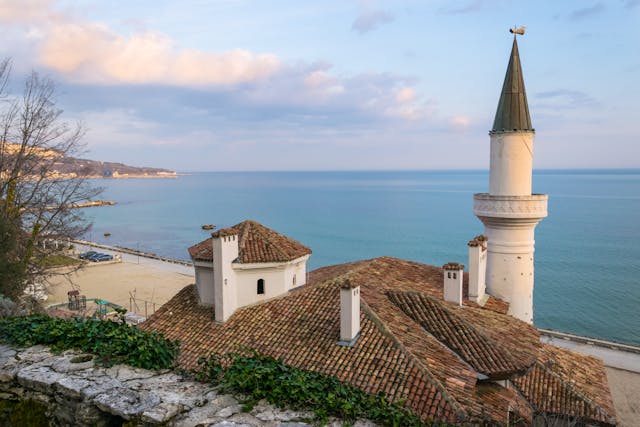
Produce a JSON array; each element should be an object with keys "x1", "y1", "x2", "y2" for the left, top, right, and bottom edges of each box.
[{"x1": 46, "y1": 260, "x2": 193, "y2": 316}]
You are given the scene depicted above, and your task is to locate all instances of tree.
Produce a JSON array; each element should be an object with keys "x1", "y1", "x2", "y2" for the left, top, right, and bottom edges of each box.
[{"x1": 0, "y1": 58, "x2": 101, "y2": 302}]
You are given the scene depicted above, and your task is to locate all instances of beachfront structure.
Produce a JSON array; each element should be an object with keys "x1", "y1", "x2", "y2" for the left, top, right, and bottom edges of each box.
[
  {"x1": 188, "y1": 220, "x2": 311, "y2": 322},
  {"x1": 143, "y1": 36, "x2": 616, "y2": 425},
  {"x1": 473, "y1": 35, "x2": 548, "y2": 324}
]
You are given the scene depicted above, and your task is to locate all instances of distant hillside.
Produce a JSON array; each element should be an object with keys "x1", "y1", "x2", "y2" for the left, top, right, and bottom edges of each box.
[
  {"x1": 52, "y1": 156, "x2": 177, "y2": 179},
  {"x1": 2, "y1": 143, "x2": 176, "y2": 179}
]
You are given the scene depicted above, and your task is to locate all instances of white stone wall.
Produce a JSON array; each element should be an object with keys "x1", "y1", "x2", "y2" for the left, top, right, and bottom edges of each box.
[
  {"x1": 235, "y1": 267, "x2": 287, "y2": 307},
  {"x1": 194, "y1": 264, "x2": 215, "y2": 306},
  {"x1": 234, "y1": 255, "x2": 310, "y2": 308},
  {"x1": 194, "y1": 252, "x2": 309, "y2": 321},
  {"x1": 489, "y1": 132, "x2": 534, "y2": 196}
]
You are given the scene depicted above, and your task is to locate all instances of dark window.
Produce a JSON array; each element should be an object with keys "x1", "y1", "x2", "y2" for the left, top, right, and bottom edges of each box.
[
  {"x1": 257, "y1": 279, "x2": 265, "y2": 294},
  {"x1": 447, "y1": 272, "x2": 451, "y2": 279}
]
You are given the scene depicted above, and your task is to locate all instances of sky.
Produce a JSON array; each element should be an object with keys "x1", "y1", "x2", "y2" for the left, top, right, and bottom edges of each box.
[{"x1": 0, "y1": 0, "x2": 638, "y2": 171}]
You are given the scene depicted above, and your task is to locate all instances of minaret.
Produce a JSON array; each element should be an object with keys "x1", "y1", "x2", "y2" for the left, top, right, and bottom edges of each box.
[{"x1": 473, "y1": 32, "x2": 548, "y2": 324}]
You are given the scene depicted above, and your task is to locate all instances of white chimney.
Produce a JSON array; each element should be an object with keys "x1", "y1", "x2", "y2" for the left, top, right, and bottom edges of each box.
[
  {"x1": 339, "y1": 278, "x2": 360, "y2": 345},
  {"x1": 212, "y1": 230, "x2": 239, "y2": 323},
  {"x1": 468, "y1": 235, "x2": 487, "y2": 303},
  {"x1": 443, "y1": 262, "x2": 464, "y2": 306}
]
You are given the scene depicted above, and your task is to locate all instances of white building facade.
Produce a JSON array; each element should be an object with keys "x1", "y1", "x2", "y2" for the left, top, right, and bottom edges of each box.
[{"x1": 189, "y1": 220, "x2": 311, "y2": 322}]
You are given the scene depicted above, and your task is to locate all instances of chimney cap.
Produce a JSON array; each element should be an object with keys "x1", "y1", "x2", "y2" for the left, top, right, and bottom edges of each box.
[
  {"x1": 443, "y1": 262, "x2": 464, "y2": 271},
  {"x1": 339, "y1": 278, "x2": 359, "y2": 289},
  {"x1": 474, "y1": 234, "x2": 487, "y2": 242},
  {"x1": 211, "y1": 228, "x2": 239, "y2": 238}
]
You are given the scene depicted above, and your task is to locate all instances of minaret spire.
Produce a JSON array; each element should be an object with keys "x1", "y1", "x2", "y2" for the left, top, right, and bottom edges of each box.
[
  {"x1": 492, "y1": 37, "x2": 532, "y2": 133},
  {"x1": 473, "y1": 29, "x2": 548, "y2": 324}
]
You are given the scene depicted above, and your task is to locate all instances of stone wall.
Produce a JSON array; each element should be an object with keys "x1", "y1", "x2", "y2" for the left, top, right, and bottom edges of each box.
[{"x1": 0, "y1": 344, "x2": 375, "y2": 426}]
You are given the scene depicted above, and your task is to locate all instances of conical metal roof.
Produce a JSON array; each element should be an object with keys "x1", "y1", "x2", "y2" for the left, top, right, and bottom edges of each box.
[{"x1": 491, "y1": 37, "x2": 533, "y2": 133}]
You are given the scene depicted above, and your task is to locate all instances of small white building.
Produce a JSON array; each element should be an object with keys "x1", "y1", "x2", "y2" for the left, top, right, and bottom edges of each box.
[{"x1": 188, "y1": 220, "x2": 311, "y2": 322}]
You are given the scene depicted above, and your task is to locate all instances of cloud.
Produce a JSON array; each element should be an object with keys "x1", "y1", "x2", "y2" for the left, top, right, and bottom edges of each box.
[
  {"x1": 0, "y1": 0, "x2": 428, "y2": 125},
  {"x1": 39, "y1": 22, "x2": 279, "y2": 87},
  {"x1": 535, "y1": 89, "x2": 600, "y2": 109},
  {"x1": 567, "y1": 3, "x2": 605, "y2": 20},
  {"x1": 624, "y1": 0, "x2": 640, "y2": 8},
  {"x1": 450, "y1": 115, "x2": 471, "y2": 130},
  {"x1": 1, "y1": 0, "x2": 280, "y2": 87},
  {"x1": 352, "y1": 9, "x2": 394, "y2": 34}
]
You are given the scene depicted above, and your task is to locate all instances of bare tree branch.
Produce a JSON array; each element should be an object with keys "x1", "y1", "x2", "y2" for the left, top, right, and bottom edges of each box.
[{"x1": 0, "y1": 58, "x2": 102, "y2": 303}]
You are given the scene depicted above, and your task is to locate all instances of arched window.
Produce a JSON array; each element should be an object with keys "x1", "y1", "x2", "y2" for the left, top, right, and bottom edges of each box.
[
  {"x1": 447, "y1": 272, "x2": 451, "y2": 279},
  {"x1": 257, "y1": 279, "x2": 265, "y2": 295}
]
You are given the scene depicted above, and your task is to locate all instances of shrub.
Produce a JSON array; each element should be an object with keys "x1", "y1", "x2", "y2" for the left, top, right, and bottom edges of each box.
[{"x1": 0, "y1": 312, "x2": 179, "y2": 370}]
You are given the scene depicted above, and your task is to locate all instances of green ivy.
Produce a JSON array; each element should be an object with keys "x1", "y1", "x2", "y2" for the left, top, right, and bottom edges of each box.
[
  {"x1": 192, "y1": 350, "x2": 430, "y2": 427},
  {"x1": 0, "y1": 312, "x2": 179, "y2": 370}
]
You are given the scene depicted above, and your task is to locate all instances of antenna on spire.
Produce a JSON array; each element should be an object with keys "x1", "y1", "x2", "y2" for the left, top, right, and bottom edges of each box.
[{"x1": 509, "y1": 25, "x2": 526, "y2": 36}]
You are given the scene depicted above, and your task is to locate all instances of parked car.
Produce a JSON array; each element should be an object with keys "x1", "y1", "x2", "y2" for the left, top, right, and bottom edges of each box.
[
  {"x1": 86, "y1": 252, "x2": 102, "y2": 261},
  {"x1": 92, "y1": 254, "x2": 113, "y2": 262},
  {"x1": 79, "y1": 251, "x2": 98, "y2": 259}
]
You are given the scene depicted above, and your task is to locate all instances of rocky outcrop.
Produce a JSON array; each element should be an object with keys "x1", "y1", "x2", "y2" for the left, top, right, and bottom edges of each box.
[{"x1": 0, "y1": 344, "x2": 376, "y2": 427}]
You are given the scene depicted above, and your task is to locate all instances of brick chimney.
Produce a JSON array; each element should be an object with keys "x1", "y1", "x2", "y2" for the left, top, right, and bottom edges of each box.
[
  {"x1": 443, "y1": 262, "x2": 464, "y2": 306},
  {"x1": 468, "y1": 235, "x2": 487, "y2": 303},
  {"x1": 339, "y1": 278, "x2": 360, "y2": 346}
]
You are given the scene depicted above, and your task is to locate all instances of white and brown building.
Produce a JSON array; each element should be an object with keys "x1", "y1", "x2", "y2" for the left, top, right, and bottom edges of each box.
[{"x1": 188, "y1": 220, "x2": 311, "y2": 322}]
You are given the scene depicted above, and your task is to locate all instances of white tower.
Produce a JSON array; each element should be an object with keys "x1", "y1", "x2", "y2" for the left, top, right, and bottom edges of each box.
[{"x1": 473, "y1": 35, "x2": 548, "y2": 324}]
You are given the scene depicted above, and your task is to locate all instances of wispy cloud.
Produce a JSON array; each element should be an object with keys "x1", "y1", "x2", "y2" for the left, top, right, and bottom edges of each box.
[
  {"x1": 1, "y1": 0, "x2": 430, "y2": 125},
  {"x1": 567, "y1": 2, "x2": 605, "y2": 20},
  {"x1": 535, "y1": 89, "x2": 600, "y2": 109},
  {"x1": 351, "y1": 9, "x2": 394, "y2": 34}
]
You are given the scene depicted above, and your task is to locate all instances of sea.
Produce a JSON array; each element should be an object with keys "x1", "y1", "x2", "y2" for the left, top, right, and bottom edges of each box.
[{"x1": 82, "y1": 170, "x2": 640, "y2": 347}]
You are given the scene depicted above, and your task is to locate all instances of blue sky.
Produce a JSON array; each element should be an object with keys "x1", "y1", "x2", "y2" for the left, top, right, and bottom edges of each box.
[{"x1": 1, "y1": 0, "x2": 638, "y2": 171}]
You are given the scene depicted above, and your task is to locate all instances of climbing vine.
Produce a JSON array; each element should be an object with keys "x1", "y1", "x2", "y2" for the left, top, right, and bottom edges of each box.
[
  {"x1": 0, "y1": 312, "x2": 179, "y2": 370},
  {"x1": 191, "y1": 350, "x2": 430, "y2": 427}
]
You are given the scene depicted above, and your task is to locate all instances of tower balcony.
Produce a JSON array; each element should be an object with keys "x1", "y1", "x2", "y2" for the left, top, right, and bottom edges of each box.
[{"x1": 473, "y1": 193, "x2": 548, "y2": 227}]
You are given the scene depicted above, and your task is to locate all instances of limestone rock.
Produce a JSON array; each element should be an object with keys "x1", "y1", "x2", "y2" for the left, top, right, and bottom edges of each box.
[
  {"x1": 105, "y1": 364, "x2": 159, "y2": 382},
  {"x1": 93, "y1": 387, "x2": 161, "y2": 419},
  {"x1": 17, "y1": 365, "x2": 64, "y2": 393},
  {"x1": 141, "y1": 402, "x2": 183, "y2": 423}
]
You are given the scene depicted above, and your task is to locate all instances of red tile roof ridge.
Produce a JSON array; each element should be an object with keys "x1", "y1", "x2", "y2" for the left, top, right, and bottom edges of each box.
[
  {"x1": 188, "y1": 219, "x2": 311, "y2": 263},
  {"x1": 360, "y1": 298, "x2": 467, "y2": 422},
  {"x1": 386, "y1": 290, "x2": 529, "y2": 379}
]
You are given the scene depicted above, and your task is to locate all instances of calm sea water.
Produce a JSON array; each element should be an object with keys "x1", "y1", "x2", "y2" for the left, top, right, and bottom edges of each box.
[{"x1": 82, "y1": 170, "x2": 640, "y2": 346}]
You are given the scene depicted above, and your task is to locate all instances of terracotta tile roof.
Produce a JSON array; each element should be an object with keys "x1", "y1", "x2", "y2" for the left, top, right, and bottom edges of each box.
[
  {"x1": 142, "y1": 281, "x2": 459, "y2": 423},
  {"x1": 387, "y1": 291, "x2": 527, "y2": 379},
  {"x1": 513, "y1": 344, "x2": 616, "y2": 426},
  {"x1": 188, "y1": 220, "x2": 311, "y2": 263},
  {"x1": 141, "y1": 256, "x2": 616, "y2": 426}
]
